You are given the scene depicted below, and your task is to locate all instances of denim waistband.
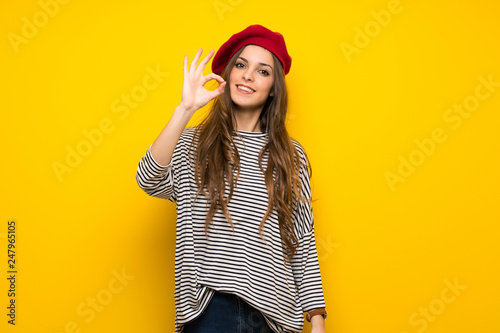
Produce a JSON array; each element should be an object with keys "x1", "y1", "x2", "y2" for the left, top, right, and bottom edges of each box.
[{"x1": 182, "y1": 289, "x2": 272, "y2": 333}]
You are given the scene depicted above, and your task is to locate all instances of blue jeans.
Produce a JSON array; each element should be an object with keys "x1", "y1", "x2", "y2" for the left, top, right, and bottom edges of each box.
[{"x1": 182, "y1": 290, "x2": 273, "y2": 333}]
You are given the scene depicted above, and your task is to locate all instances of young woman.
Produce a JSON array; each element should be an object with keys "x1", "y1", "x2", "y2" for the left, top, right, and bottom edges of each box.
[{"x1": 136, "y1": 24, "x2": 327, "y2": 333}]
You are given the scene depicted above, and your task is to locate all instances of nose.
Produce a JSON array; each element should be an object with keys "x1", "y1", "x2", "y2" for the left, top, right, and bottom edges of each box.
[{"x1": 242, "y1": 69, "x2": 253, "y2": 81}]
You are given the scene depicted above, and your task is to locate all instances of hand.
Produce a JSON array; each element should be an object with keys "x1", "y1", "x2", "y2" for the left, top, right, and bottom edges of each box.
[{"x1": 179, "y1": 48, "x2": 226, "y2": 114}]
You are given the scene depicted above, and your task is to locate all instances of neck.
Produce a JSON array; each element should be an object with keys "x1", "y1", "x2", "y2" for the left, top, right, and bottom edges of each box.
[{"x1": 233, "y1": 107, "x2": 263, "y2": 132}]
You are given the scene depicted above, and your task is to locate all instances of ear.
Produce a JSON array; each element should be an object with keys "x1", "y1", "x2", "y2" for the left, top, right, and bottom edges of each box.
[{"x1": 270, "y1": 90, "x2": 274, "y2": 97}]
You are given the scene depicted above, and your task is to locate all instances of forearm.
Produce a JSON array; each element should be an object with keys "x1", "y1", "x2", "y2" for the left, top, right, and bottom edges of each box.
[
  {"x1": 150, "y1": 103, "x2": 194, "y2": 166},
  {"x1": 310, "y1": 314, "x2": 325, "y2": 332}
]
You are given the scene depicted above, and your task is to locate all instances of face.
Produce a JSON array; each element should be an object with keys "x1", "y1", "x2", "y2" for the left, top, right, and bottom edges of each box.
[{"x1": 229, "y1": 44, "x2": 275, "y2": 113}]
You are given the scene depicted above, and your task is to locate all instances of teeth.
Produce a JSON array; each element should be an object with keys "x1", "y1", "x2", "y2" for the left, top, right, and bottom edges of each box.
[{"x1": 237, "y1": 85, "x2": 254, "y2": 92}]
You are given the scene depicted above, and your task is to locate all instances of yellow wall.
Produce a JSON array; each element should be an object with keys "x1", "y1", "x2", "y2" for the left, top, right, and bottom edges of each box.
[{"x1": 1, "y1": 0, "x2": 499, "y2": 332}]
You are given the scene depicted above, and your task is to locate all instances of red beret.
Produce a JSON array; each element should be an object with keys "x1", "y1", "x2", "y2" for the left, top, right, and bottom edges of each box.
[{"x1": 212, "y1": 24, "x2": 292, "y2": 76}]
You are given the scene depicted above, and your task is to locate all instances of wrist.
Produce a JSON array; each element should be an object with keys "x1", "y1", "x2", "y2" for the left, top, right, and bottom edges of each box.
[
  {"x1": 177, "y1": 102, "x2": 198, "y2": 115},
  {"x1": 306, "y1": 308, "x2": 327, "y2": 322},
  {"x1": 173, "y1": 103, "x2": 196, "y2": 124}
]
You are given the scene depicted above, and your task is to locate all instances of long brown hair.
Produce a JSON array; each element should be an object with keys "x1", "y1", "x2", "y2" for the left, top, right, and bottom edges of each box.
[{"x1": 189, "y1": 45, "x2": 312, "y2": 261}]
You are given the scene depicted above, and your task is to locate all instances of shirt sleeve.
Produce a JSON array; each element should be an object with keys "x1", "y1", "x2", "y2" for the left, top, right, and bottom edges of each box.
[
  {"x1": 290, "y1": 144, "x2": 326, "y2": 313},
  {"x1": 135, "y1": 140, "x2": 180, "y2": 203}
]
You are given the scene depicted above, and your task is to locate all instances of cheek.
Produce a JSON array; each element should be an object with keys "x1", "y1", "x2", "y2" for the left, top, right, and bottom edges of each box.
[
  {"x1": 262, "y1": 79, "x2": 274, "y2": 94},
  {"x1": 229, "y1": 68, "x2": 237, "y2": 82}
]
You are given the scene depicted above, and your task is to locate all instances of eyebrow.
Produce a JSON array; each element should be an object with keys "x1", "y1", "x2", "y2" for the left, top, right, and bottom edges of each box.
[{"x1": 238, "y1": 57, "x2": 273, "y2": 71}]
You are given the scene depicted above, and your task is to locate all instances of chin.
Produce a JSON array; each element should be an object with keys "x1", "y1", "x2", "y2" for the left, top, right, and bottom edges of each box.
[{"x1": 230, "y1": 94, "x2": 264, "y2": 110}]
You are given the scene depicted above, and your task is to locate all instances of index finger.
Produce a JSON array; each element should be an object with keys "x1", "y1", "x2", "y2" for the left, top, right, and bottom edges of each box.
[
  {"x1": 196, "y1": 49, "x2": 215, "y2": 74},
  {"x1": 201, "y1": 73, "x2": 224, "y2": 86}
]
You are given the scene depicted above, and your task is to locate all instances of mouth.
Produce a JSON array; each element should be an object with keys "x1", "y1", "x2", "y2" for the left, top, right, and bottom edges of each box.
[{"x1": 236, "y1": 84, "x2": 256, "y2": 94}]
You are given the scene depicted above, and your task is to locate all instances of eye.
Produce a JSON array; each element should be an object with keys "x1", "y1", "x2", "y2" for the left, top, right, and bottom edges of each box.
[
  {"x1": 259, "y1": 69, "x2": 270, "y2": 76},
  {"x1": 235, "y1": 62, "x2": 245, "y2": 68}
]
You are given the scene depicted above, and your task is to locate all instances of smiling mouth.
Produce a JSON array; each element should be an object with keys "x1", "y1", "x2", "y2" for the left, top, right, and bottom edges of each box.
[{"x1": 236, "y1": 85, "x2": 255, "y2": 93}]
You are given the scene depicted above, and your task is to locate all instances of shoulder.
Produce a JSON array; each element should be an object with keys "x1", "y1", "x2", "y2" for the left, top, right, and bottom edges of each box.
[
  {"x1": 290, "y1": 137, "x2": 305, "y2": 155},
  {"x1": 290, "y1": 137, "x2": 309, "y2": 168}
]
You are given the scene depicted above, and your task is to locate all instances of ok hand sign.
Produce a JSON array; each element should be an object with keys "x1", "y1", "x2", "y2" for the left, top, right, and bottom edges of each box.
[{"x1": 179, "y1": 48, "x2": 226, "y2": 114}]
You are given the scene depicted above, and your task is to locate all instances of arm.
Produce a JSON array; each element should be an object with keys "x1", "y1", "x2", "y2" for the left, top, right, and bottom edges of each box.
[
  {"x1": 151, "y1": 48, "x2": 226, "y2": 166},
  {"x1": 135, "y1": 129, "x2": 184, "y2": 202},
  {"x1": 150, "y1": 103, "x2": 194, "y2": 167},
  {"x1": 311, "y1": 315, "x2": 326, "y2": 333},
  {"x1": 292, "y1": 226, "x2": 327, "y2": 333},
  {"x1": 290, "y1": 146, "x2": 327, "y2": 333},
  {"x1": 135, "y1": 48, "x2": 226, "y2": 198}
]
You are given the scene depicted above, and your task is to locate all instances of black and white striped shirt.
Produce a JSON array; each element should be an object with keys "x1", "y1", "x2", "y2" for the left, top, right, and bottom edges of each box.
[{"x1": 136, "y1": 127, "x2": 326, "y2": 332}]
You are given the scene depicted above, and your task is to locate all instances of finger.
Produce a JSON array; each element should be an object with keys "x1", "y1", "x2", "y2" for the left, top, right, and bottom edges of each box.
[
  {"x1": 208, "y1": 81, "x2": 226, "y2": 100},
  {"x1": 201, "y1": 73, "x2": 225, "y2": 86},
  {"x1": 196, "y1": 49, "x2": 215, "y2": 74},
  {"x1": 217, "y1": 81, "x2": 226, "y2": 94},
  {"x1": 183, "y1": 55, "x2": 188, "y2": 77},
  {"x1": 190, "y1": 48, "x2": 203, "y2": 73},
  {"x1": 212, "y1": 74, "x2": 225, "y2": 83},
  {"x1": 208, "y1": 82, "x2": 225, "y2": 100}
]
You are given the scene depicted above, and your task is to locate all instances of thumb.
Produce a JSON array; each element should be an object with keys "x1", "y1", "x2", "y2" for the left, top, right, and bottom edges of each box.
[
  {"x1": 218, "y1": 81, "x2": 226, "y2": 94},
  {"x1": 211, "y1": 81, "x2": 226, "y2": 99}
]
